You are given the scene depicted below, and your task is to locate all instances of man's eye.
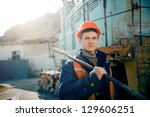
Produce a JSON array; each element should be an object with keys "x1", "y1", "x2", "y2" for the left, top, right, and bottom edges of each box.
[
  {"x1": 84, "y1": 37, "x2": 90, "y2": 40},
  {"x1": 92, "y1": 37, "x2": 97, "y2": 40}
]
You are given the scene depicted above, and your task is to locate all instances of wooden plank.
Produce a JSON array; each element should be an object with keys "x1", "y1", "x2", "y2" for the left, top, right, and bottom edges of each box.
[
  {"x1": 124, "y1": 61, "x2": 138, "y2": 91},
  {"x1": 0, "y1": 88, "x2": 39, "y2": 100}
]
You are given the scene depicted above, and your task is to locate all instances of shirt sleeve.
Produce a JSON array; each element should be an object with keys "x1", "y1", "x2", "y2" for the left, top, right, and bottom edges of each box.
[{"x1": 59, "y1": 60, "x2": 102, "y2": 100}]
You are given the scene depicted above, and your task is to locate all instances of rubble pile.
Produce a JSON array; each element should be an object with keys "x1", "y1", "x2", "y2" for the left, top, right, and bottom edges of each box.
[{"x1": 38, "y1": 70, "x2": 60, "y2": 96}]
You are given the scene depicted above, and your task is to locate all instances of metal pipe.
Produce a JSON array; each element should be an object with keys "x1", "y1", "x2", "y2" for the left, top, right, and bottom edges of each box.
[
  {"x1": 139, "y1": 0, "x2": 142, "y2": 46},
  {"x1": 103, "y1": 0, "x2": 108, "y2": 46}
]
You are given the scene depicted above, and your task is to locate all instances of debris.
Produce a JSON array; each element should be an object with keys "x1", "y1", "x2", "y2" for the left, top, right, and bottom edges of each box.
[{"x1": 38, "y1": 70, "x2": 60, "y2": 96}]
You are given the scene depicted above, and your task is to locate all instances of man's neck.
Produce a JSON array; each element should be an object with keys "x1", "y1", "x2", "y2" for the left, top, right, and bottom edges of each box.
[
  {"x1": 90, "y1": 51, "x2": 96, "y2": 54},
  {"x1": 82, "y1": 49, "x2": 97, "y2": 66}
]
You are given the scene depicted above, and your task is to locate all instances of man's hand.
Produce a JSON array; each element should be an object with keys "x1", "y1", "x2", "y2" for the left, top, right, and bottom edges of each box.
[{"x1": 91, "y1": 66, "x2": 106, "y2": 80}]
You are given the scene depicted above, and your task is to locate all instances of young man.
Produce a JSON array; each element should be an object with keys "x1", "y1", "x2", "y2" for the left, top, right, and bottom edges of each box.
[{"x1": 59, "y1": 21, "x2": 117, "y2": 100}]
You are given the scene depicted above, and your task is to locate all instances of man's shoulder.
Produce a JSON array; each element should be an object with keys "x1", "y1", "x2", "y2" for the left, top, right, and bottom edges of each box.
[
  {"x1": 97, "y1": 49, "x2": 105, "y2": 53},
  {"x1": 96, "y1": 50, "x2": 107, "y2": 56},
  {"x1": 62, "y1": 59, "x2": 74, "y2": 68}
]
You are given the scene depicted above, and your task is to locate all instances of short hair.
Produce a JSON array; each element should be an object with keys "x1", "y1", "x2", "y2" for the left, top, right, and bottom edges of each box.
[{"x1": 80, "y1": 28, "x2": 98, "y2": 39}]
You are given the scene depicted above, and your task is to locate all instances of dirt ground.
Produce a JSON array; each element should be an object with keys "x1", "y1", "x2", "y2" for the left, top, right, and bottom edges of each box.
[{"x1": 0, "y1": 78, "x2": 59, "y2": 100}]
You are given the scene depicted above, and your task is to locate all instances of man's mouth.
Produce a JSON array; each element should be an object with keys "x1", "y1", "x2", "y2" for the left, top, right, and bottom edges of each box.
[{"x1": 88, "y1": 45, "x2": 94, "y2": 47}]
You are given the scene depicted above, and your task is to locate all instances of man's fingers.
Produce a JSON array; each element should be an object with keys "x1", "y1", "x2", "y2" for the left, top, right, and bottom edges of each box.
[
  {"x1": 95, "y1": 67, "x2": 106, "y2": 73},
  {"x1": 93, "y1": 66, "x2": 107, "y2": 80}
]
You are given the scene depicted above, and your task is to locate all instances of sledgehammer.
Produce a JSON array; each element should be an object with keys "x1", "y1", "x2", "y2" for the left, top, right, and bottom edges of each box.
[{"x1": 51, "y1": 47, "x2": 147, "y2": 100}]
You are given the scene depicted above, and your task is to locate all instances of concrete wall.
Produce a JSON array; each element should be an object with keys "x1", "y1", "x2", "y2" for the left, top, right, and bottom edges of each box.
[
  {"x1": 0, "y1": 43, "x2": 55, "y2": 78},
  {"x1": 0, "y1": 59, "x2": 28, "y2": 81}
]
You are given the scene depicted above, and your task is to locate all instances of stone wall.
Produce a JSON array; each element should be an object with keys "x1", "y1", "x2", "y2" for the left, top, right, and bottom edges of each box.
[{"x1": 134, "y1": 36, "x2": 150, "y2": 98}]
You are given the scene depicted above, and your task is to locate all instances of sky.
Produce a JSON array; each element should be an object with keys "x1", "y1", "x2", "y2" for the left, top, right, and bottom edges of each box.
[{"x1": 0, "y1": 0, "x2": 63, "y2": 36}]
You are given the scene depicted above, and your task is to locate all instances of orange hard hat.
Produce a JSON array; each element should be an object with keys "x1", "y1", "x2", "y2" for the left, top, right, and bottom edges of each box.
[{"x1": 76, "y1": 21, "x2": 101, "y2": 39}]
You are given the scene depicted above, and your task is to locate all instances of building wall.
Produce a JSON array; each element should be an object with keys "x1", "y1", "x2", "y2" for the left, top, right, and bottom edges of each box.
[
  {"x1": 57, "y1": 0, "x2": 150, "y2": 49},
  {"x1": 134, "y1": 36, "x2": 150, "y2": 98},
  {"x1": 0, "y1": 59, "x2": 28, "y2": 81},
  {"x1": 0, "y1": 43, "x2": 55, "y2": 78}
]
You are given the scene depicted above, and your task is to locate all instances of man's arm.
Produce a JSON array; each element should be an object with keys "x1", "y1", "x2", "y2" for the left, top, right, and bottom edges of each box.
[{"x1": 59, "y1": 60, "x2": 102, "y2": 100}]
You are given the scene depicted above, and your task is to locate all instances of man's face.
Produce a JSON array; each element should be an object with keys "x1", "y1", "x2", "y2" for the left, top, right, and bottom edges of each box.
[{"x1": 79, "y1": 31, "x2": 99, "y2": 53}]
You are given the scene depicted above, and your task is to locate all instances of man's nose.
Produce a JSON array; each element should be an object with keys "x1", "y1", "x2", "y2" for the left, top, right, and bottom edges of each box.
[{"x1": 89, "y1": 38, "x2": 93, "y2": 43}]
